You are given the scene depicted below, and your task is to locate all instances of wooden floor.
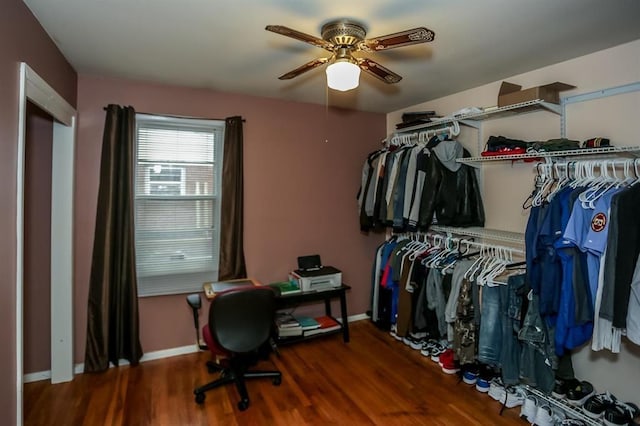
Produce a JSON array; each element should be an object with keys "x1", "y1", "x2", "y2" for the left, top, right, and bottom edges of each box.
[{"x1": 25, "y1": 321, "x2": 523, "y2": 425}]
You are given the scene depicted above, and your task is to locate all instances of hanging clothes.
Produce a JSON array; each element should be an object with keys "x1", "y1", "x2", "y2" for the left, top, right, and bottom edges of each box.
[{"x1": 357, "y1": 139, "x2": 485, "y2": 233}]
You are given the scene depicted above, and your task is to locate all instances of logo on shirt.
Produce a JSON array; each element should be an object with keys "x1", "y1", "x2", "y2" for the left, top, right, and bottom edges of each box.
[{"x1": 591, "y1": 212, "x2": 607, "y2": 232}]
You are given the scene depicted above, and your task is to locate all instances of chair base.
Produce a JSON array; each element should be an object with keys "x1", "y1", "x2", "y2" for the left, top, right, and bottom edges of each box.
[{"x1": 194, "y1": 367, "x2": 282, "y2": 411}]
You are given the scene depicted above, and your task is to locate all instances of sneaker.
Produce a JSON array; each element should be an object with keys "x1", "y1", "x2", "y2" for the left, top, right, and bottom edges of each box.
[
  {"x1": 520, "y1": 395, "x2": 538, "y2": 423},
  {"x1": 439, "y1": 349, "x2": 459, "y2": 374},
  {"x1": 475, "y1": 364, "x2": 497, "y2": 393},
  {"x1": 475, "y1": 378, "x2": 490, "y2": 393},
  {"x1": 604, "y1": 401, "x2": 640, "y2": 426},
  {"x1": 389, "y1": 324, "x2": 402, "y2": 341},
  {"x1": 488, "y1": 377, "x2": 506, "y2": 401},
  {"x1": 583, "y1": 392, "x2": 617, "y2": 419},
  {"x1": 461, "y1": 363, "x2": 480, "y2": 385},
  {"x1": 420, "y1": 339, "x2": 438, "y2": 358},
  {"x1": 402, "y1": 334, "x2": 424, "y2": 350},
  {"x1": 552, "y1": 378, "x2": 579, "y2": 399},
  {"x1": 500, "y1": 386, "x2": 526, "y2": 409},
  {"x1": 566, "y1": 380, "x2": 595, "y2": 406},
  {"x1": 429, "y1": 342, "x2": 447, "y2": 363},
  {"x1": 550, "y1": 407, "x2": 567, "y2": 424},
  {"x1": 533, "y1": 404, "x2": 554, "y2": 426}
]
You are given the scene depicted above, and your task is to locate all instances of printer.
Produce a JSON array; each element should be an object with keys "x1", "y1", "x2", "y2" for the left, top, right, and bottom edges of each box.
[{"x1": 288, "y1": 255, "x2": 342, "y2": 292}]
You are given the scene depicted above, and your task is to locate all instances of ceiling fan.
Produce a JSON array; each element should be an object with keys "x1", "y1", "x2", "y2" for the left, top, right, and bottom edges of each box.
[{"x1": 265, "y1": 19, "x2": 436, "y2": 91}]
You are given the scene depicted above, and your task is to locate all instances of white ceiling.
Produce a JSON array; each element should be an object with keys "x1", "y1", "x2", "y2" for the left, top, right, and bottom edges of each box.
[{"x1": 23, "y1": 0, "x2": 640, "y2": 113}]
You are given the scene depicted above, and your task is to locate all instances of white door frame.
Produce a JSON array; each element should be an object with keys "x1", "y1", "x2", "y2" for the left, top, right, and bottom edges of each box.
[{"x1": 16, "y1": 62, "x2": 76, "y2": 425}]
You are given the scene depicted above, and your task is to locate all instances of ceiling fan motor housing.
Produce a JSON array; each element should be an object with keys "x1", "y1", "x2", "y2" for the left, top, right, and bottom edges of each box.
[{"x1": 321, "y1": 20, "x2": 366, "y2": 47}]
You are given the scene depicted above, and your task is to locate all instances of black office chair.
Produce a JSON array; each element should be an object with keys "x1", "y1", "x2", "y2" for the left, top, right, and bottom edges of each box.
[{"x1": 193, "y1": 286, "x2": 282, "y2": 410}]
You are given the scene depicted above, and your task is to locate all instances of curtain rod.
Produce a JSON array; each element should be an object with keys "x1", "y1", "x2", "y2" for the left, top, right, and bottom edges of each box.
[{"x1": 102, "y1": 107, "x2": 245, "y2": 122}]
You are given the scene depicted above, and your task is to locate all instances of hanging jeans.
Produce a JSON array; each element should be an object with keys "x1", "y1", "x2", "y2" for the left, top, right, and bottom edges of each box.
[
  {"x1": 501, "y1": 274, "x2": 525, "y2": 385},
  {"x1": 518, "y1": 293, "x2": 556, "y2": 393},
  {"x1": 478, "y1": 284, "x2": 503, "y2": 366}
]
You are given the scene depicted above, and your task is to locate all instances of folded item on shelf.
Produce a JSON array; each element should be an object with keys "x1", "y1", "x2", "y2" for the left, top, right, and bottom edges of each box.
[
  {"x1": 526, "y1": 138, "x2": 580, "y2": 152},
  {"x1": 582, "y1": 137, "x2": 611, "y2": 148},
  {"x1": 481, "y1": 147, "x2": 528, "y2": 156},
  {"x1": 485, "y1": 135, "x2": 532, "y2": 152}
]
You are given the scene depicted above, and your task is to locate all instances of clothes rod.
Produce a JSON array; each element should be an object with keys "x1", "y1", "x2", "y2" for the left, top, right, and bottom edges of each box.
[{"x1": 401, "y1": 231, "x2": 525, "y2": 256}]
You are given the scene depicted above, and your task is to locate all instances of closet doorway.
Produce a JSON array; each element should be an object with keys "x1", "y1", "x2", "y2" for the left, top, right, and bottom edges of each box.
[{"x1": 16, "y1": 63, "x2": 76, "y2": 425}]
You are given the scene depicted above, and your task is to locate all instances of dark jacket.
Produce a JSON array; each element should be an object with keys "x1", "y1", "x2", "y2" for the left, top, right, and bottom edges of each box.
[{"x1": 417, "y1": 144, "x2": 485, "y2": 230}]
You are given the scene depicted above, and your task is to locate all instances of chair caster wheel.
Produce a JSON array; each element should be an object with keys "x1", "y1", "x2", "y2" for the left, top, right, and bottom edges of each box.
[
  {"x1": 206, "y1": 361, "x2": 220, "y2": 374},
  {"x1": 195, "y1": 392, "x2": 205, "y2": 404},
  {"x1": 273, "y1": 376, "x2": 282, "y2": 386},
  {"x1": 237, "y1": 399, "x2": 250, "y2": 411}
]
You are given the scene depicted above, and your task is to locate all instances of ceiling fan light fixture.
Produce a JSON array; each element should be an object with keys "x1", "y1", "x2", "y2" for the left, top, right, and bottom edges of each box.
[{"x1": 326, "y1": 58, "x2": 361, "y2": 91}]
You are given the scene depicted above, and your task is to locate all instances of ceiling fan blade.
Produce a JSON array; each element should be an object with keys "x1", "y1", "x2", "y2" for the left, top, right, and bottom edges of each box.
[
  {"x1": 265, "y1": 25, "x2": 334, "y2": 51},
  {"x1": 356, "y1": 58, "x2": 402, "y2": 84},
  {"x1": 359, "y1": 27, "x2": 435, "y2": 51},
  {"x1": 278, "y1": 57, "x2": 330, "y2": 80}
]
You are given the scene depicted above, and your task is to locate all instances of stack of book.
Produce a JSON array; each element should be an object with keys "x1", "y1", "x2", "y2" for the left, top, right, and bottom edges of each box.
[
  {"x1": 275, "y1": 313, "x2": 342, "y2": 338},
  {"x1": 275, "y1": 312, "x2": 302, "y2": 337},
  {"x1": 267, "y1": 280, "x2": 301, "y2": 295},
  {"x1": 303, "y1": 315, "x2": 341, "y2": 336}
]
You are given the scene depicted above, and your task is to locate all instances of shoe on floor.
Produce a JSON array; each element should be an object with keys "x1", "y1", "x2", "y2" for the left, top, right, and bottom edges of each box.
[
  {"x1": 488, "y1": 377, "x2": 505, "y2": 401},
  {"x1": 420, "y1": 339, "x2": 438, "y2": 358},
  {"x1": 439, "y1": 349, "x2": 459, "y2": 374},
  {"x1": 389, "y1": 324, "x2": 403, "y2": 341},
  {"x1": 499, "y1": 386, "x2": 526, "y2": 409},
  {"x1": 566, "y1": 380, "x2": 595, "y2": 406},
  {"x1": 603, "y1": 401, "x2": 640, "y2": 426},
  {"x1": 460, "y1": 363, "x2": 479, "y2": 385},
  {"x1": 402, "y1": 334, "x2": 424, "y2": 350},
  {"x1": 475, "y1": 364, "x2": 496, "y2": 393},
  {"x1": 583, "y1": 391, "x2": 617, "y2": 419},
  {"x1": 429, "y1": 341, "x2": 447, "y2": 363}
]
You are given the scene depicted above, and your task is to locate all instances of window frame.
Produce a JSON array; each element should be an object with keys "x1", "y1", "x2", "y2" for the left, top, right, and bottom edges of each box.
[{"x1": 134, "y1": 113, "x2": 225, "y2": 297}]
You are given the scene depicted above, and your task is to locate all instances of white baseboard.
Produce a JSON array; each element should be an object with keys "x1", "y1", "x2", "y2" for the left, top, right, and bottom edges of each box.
[
  {"x1": 347, "y1": 313, "x2": 369, "y2": 323},
  {"x1": 25, "y1": 313, "x2": 371, "y2": 384},
  {"x1": 24, "y1": 344, "x2": 201, "y2": 383},
  {"x1": 23, "y1": 370, "x2": 52, "y2": 384}
]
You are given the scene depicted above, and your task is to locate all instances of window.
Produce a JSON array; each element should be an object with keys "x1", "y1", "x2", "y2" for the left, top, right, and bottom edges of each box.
[{"x1": 135, "y1": 114, "x2": 225, "y2": 296}]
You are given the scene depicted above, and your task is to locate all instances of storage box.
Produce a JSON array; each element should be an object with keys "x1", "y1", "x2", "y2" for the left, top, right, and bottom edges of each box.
[{"x1": 497, "y1": 81, "x2": 575, "y2": 107}]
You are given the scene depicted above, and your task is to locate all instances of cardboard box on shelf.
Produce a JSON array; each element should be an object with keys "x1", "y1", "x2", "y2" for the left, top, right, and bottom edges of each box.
[{"x1": 497, "y1": 81, "x2": 575, "y2": 107}]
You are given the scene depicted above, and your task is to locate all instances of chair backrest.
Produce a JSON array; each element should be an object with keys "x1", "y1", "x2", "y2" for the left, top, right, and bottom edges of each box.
[{"x1": 209, "y1": 286, "x2": 276, "y2": 353}]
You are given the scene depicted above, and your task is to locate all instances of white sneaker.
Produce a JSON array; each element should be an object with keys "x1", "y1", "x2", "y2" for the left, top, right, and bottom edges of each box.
[
  {"x1": 389, "y1": 324, "x2": 402, "y2": 341},
  {"x1": 488, "y1": 377, "x2": 506, "y2": 401},
  {"x1": 533, "y1": 404, "x2": 554, "y2": 426},
  {"x1": 521, "y1": 395, "x2": 538, "y2": 423},
  {"x1": 550, "y1": 407, "x2": 566, "y2": 424},
  {"x1": 500, "y1": 386, "x2": 526, "y2": 408}
]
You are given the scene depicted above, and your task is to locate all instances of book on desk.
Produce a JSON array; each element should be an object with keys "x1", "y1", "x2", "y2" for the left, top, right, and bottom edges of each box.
[
  {"x1": 276, "y1": 314, "x2": 340, "y2": 338},
  {"x1": 202, "y1": 278, "x2": 257, "y2": 298}
]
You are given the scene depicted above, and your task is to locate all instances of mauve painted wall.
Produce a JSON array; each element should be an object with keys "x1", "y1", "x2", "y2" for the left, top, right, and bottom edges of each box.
[
  {"x1": 0, "y1": 1, "x2": 77, "y2": 423},
  {"x1": 75, "y1": 75, "x2": 385, "y2": 360},
  {"x1": 24, "y1": 102, "x2": 53, "y2": 374}
]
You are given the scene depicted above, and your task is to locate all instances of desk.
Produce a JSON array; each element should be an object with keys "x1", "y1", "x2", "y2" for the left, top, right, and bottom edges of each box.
[
  {"x1": 203, "y1": 280, "x2": 351, "y2": 344},
  {"x1": 275, "y1": 284, "x2": 351, "y2": 344}
]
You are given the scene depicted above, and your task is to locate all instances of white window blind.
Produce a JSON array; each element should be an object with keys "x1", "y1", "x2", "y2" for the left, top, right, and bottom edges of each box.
[{"x1": 135, "y1": 114, "x2": 224, "y2": 296}]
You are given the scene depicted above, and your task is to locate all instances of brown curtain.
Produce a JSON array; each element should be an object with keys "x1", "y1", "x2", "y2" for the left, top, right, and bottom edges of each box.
[
  {"x1": 218, "y1": 116, "x2": 247, "y2": 280},
  {"x1": 84, "y1": 105, "x2": 143, "y2": 372}
]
